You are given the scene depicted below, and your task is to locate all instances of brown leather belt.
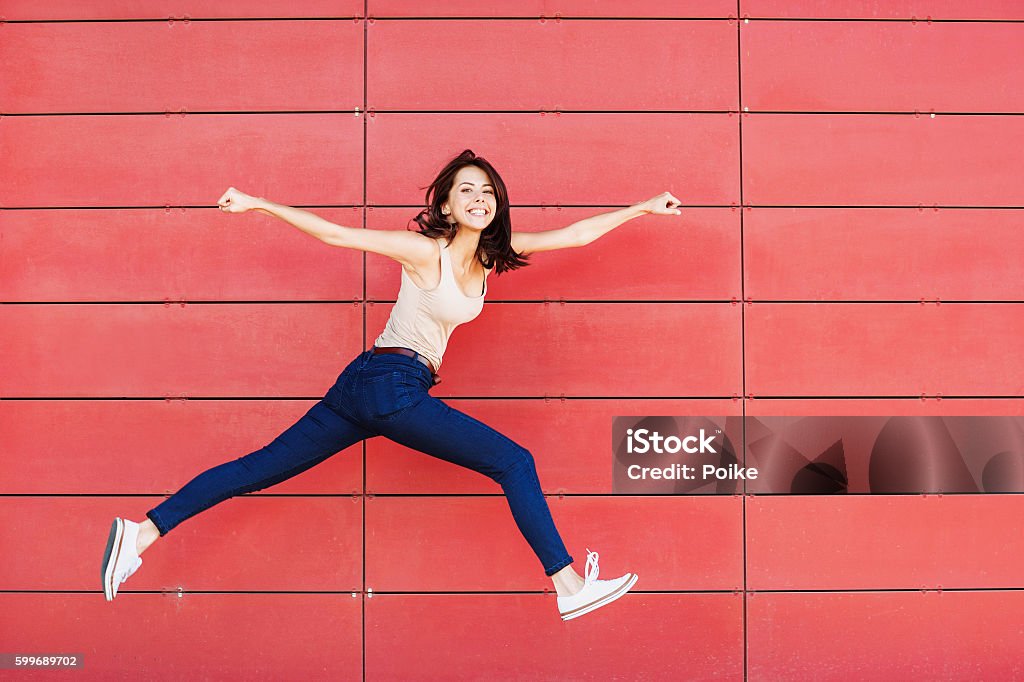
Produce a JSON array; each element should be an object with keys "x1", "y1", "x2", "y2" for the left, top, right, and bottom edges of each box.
[{"x1": 372, "y1": 346, "x2": 441, "y2": 384}]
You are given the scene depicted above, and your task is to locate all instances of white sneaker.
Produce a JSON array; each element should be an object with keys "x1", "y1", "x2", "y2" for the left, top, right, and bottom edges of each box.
[
  {"x1": 557, "y1": 549, "x2": 638, "y2": 622},
  {"x1": 102, "y1": 518, "x2": 143, "y2": 601}
]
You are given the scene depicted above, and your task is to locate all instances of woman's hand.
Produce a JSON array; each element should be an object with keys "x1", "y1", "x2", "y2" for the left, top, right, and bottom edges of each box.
[
  {"x1": 638, "y1": 192, "x2": 682, "y2": 216},
  {"x1": 216, "y1": 187, "x2": 262, "y2": 214}
]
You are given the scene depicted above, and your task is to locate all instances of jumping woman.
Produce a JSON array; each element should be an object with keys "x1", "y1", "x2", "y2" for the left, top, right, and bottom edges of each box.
[{"x1": 102, "y1": 149, "x2": 682, "y2": 621}]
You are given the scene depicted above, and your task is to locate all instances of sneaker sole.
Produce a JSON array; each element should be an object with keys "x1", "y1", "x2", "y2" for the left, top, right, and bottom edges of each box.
[
  {"x1": 102, "y1": 518, "x2": 125, "y2": 601},
  {"x1": 560, "y1": 573, "x2": 639, "y2": 622}
]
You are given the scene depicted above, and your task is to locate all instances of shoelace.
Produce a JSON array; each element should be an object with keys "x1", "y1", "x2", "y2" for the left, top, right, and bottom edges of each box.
[{"x1": 584, "y1": 548, "x2": 600, "y2": 584}]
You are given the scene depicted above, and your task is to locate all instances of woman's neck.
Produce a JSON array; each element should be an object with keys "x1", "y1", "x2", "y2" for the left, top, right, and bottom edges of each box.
[{"x1": 448, "y1": 227, "x2": 482, "y2": 270}]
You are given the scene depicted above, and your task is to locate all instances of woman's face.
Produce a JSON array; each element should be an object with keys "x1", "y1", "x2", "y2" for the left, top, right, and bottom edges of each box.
[{"x1": 443, "y1": 165, "x2": 497, "y2": 232}]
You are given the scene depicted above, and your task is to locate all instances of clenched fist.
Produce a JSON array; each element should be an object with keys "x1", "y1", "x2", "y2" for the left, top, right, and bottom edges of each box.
[
  {"x1": 216, "y1": 187, "x2": 261, "y2": 214},
  {"x1": 639, "y1": 192, "x2": 682, "y2": 216}
]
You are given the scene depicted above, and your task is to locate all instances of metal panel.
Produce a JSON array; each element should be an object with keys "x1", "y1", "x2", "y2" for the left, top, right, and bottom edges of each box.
[
  {"x1": 0, "y1": 497, "x2": 362, "y2": 591},
  {"x1": 743, "y1": 114, "x2": 1024, "y2": 206},
  {"x1": 0, "y1": 303, "x2": 363, "y2": 397},
  {"x1": 0, "y1": 21, "x2": 362, "y2": 113},
  {"x1": 366, "y1": 302, "x2": 743, "y2": 397},
  {"x1": 741, "y1": 0, "x2": 1024, "y2": 20},
  {"x1": 0, "y1": 114, "x2": 364, "y2": 207},
  {"x1": 365, "y1": 496, "x2": 743, "y2": 591},
  {"x1": 747, "y1": 496, "x2": 1024, "y2": 589},
  {"x1": 745, "y1": 303, "x2": 1024, "y2": 396},
  {"x1": 366, "y1": 113, "x2": 739, "y2": 206},
  {"x1": 748, "y1": 591, "x2": 1024, "y2": 680},
  {"x1": 0, "y1": 1, "x2": 363, "y2": 20},
  {"x1": 367, "y1": 398, "x2": 740, "y2": 493},
  {"x1": 366, "y1": 208, "x2": 740, "y2": 301},
  {"x1": 369, "y1": 1, "x2": 735, "y2": 18},
  {"x1": 368, "y1": 20, "x2": 736, "y2": 110},
  {"x1": 0, "y1": 208, "x2": 363, "y2": 302},
  {"x1": 744, "y1": 208, "x2": 1024, "y2": 301},
  {"x1": 0, "y1": 594, "x2": 361, "y2": 679},
  {"x1": 742, "y1": 21, "x2": 1024, "y2": 113},
  {"x1": 367, "y1": 593, "x2": 743, "y2": 681},
  {"x1": 0, "y1": 400, "x2": 362, "y2": 494}
]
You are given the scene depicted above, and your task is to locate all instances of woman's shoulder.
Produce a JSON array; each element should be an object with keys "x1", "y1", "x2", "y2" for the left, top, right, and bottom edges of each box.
[{"x1": 400, "y1": 234, "x2": 442, "y2": 278}]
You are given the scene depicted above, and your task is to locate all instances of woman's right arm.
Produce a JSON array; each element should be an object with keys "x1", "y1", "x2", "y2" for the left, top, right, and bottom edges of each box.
[{"x1": 216, "y1": 187, "x2": 432, "y2": 268}]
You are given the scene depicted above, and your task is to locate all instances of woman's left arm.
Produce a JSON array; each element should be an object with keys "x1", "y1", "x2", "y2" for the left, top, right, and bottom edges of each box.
[{"x1": 511, "y1": 192, "x2": 682, "y2": 255}]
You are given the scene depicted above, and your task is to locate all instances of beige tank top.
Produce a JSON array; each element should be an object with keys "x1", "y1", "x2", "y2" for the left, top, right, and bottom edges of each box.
[{"x1": 373, "y1": 238, "x2": 489, "y2": 371}]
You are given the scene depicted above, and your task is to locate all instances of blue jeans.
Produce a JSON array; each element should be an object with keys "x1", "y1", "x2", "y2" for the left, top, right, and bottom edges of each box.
[{"x1": 146, "y1": 348, "x2": 575, "y2": 576}]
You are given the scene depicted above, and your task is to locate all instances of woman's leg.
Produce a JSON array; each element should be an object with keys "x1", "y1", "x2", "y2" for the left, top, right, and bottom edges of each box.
[
  {"x1": 375, "y1": 394, "x2": 576, "y2": 578},
  {"x1": 144, "y1": 400, "x2": 374, "y2": 539},
  {"x1": 321, "y1": 351, "x2": 635, "y2": 619},
  {"x1": 136, "y1": 519, "x2": 161, "y2": 555}
]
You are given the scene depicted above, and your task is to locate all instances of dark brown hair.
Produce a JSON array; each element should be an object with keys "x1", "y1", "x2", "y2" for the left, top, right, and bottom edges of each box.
[{"x1": 411, "y1": 149, "x2": 529, "y2": 274}]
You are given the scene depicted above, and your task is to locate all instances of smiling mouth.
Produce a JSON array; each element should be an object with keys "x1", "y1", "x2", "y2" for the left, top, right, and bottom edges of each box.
[{"x1": 468, "y1": 209, "x2": 488, "y2": 216}]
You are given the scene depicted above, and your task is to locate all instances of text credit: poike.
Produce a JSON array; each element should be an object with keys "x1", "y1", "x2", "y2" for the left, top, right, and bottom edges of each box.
[{"x1": 625, "y1": 428, "x2": 758, "y2": 481}]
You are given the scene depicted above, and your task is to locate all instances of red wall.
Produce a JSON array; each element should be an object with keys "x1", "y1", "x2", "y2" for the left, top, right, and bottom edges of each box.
[{"x1": 2, "y1": 1, "x2": 1023, "y2": 679}]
